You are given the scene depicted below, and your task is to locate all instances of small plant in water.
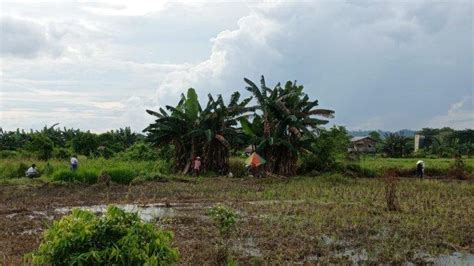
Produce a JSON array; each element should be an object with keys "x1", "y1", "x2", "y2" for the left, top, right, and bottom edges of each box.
[
  {"x1": 208, "y1": 204, "x2": 238, "y2": 265},
  {"x1": 27, "y1": 205, "x2": 179, "y2": 265},
  {"x1": 208, "y1": 204, "x2": 238, "y2": 237}
]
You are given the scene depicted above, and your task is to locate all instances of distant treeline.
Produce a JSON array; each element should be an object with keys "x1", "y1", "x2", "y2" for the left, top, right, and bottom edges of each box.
[
  {"x1": 0, "y1": 125, "x2": 153, "y2": 160},
  {"x1": 365, "y1": 128, "x2": 474, "y2": 157}
]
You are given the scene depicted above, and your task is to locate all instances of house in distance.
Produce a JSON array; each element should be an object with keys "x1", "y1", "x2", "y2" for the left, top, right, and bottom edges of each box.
[{"x1": 348, "y1": 136, "x2": 377, "y2": 153}]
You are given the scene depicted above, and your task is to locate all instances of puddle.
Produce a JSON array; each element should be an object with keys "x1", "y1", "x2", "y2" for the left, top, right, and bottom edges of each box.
[
  {"x1": 55, "y1": 204, "x2": 181, "y2": 222},
  {"x1": 407, "y1": 252, "x2": 474, "y2": 265},
  {"x1": 334, "y1": 248, "x2": 369, "y2": 264},
  {"x1": 232, "y1": 237, "x2": 262, "y2": 258}
]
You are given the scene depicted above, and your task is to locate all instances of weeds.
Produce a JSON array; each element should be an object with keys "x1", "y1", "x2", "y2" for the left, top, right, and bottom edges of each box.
[
  {"x1": 385, "y1": 177, "x2": 400, "y2": 211},
  {"x1": 208, "y1": 204, "x2": 238, "y2": 264},
  {"x1": 27, "y1": 205, "x2": 179, "y2": 265}
]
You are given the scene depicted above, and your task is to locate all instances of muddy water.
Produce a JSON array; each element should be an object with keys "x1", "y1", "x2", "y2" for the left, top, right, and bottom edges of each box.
[{"x1": 4, "y1": 201, "x2": 474, "y2": 265}]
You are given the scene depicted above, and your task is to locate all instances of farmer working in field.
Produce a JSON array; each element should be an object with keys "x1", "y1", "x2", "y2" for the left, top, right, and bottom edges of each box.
[
  {"x1": 416, "y1": 160, "x2": 424, "y2": 178},
  {"x1": 193, "y1": 156, "x2": 201, "y2": 177},
  {"x1": 25, "y1": 164, "x2": 39, "y2": 178},
  {"x1": 70, "y1": 155, "x2": 79, "y2": 171}
]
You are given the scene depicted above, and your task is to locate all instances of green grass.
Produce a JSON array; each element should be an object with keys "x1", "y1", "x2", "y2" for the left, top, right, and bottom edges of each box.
[
  {"x1": 358, "y1": 157, "x2": 474, "y2": 176},
  {"x1": 0, "y1": 157, "x2": 167, "y2": 182}
]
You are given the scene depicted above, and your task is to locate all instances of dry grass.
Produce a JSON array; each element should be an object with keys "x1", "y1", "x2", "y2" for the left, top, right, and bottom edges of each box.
[{"x1": 0, "y1": 176, "x2": 473, "y2": 264}]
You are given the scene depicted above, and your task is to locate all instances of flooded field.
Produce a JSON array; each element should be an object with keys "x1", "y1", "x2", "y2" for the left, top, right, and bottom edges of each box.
[{"x1": 1, "y1": 177, "x2": 473, "y2": 264}]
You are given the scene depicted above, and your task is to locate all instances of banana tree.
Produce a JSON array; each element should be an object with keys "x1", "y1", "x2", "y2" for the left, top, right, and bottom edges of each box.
[
  {"x1": 243, "y1": 76, "x2": 334, "y2": 176},
  {"x1": 145, "y1": 88, "x2": 254, "y2": 174}
]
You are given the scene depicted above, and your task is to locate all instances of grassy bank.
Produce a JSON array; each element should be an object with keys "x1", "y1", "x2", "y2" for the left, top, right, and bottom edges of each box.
[{"x1": 358, "y1": 157, "x2": 474, "y2": 177}]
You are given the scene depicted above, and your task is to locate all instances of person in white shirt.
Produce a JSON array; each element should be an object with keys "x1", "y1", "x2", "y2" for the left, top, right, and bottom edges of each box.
[
  {"x1": 25, "y1": 164, "x2": 39, "y2": 178},
  {"x1": 70, "y1": 155, "x2": 79, "y2": 171}
]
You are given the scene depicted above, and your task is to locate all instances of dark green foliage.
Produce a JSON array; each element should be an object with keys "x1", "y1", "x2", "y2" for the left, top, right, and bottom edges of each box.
[
  {"x1": 52, "y1": 170, "x2": 98, "y2": 184},
  {"x1": 145, "y1": 88, "x2": 254, "y2": 175},
  {"x1": 242, "y1": 76, "x2": 334, "y2": 176},
  {"x1": 107, "y1": 168, "x2": 137, "y2": 184},
  {"x1": 52, "y1": 147, "x2": 69, "y2": 159},
  {"x1": 0, "y1": 125, "x2": 143, "y2": 158},
  {"x1": 29, "y1": 205, "x2": 179, "y2": 265},
  {"x1": 27, "y1": 134, "x2": 54, "y2": 160},
  {"x1": 299, "y1": 126, "x2": 349, "y2": 173},
  {"x1": 0, "y1": 150, "x2": 19, "y2": 159},
  {"x1": 71, "y1": 131, "x2": 99, "y2": 156},
  {"x1": 17, "y1": 162, "x2": 29, "y2": 178},
  {"x1": 119, "y1": 142, "x2": 160, "y2": 161},
  {"x1": 382, "y1": 133, "x2": 410, "y2": 157}
]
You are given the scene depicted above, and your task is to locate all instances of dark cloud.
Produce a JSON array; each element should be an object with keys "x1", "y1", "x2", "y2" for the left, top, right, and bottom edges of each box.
[{"x1": 0, "y1": 16, "x2": 63, "y2": 58}]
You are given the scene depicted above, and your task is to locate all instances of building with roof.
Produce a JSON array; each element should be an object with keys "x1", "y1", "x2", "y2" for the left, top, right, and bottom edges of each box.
[{"x1": 348, "y1": 136, "x2": 377, "y2": 153}]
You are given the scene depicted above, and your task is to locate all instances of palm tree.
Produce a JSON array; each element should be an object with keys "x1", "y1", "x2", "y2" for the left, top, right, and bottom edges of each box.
[{"x1": 242, "y1": 76, "x2": 334, "y2": 176}]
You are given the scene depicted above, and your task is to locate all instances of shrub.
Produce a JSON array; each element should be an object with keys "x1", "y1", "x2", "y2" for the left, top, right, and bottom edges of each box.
[
  {"x1": 133, "y1": 171, "x2": 170, "y2": 184},
  {"x1": 43, "y1": 162, "x2": 55, "y2": 177},
  {"x1": 228, "y1": 157, "x2": 246, "y2": 178},
  {"x1": 152, "y1": 160, "x2": 173, "y2": 175},
  {"x1": 17, "y1": 162, "x2": 29, "y2": 178},
  {"x1": 52, "y1": 170, "x2": 98, "y2": 184},
  {"x1": 119, "y1": 143, "x2": 160, "y2": 161},
  {"x1": 52, "y1": 147, "x2": 70, "y2": 160},
  {"x1": 28, "y1": 205, "x2": 179, "y2": 265},
  {"x1": 0, "y1": 150, "x2": 18, "y2": 159},
  {"x1": 208, "y1": 204, "x2": 238, "y2": 237},
  {"x1": 0, "y1": 163, "x2": 17, "y2": 179},
  {"x1": 108, "y1": 168, "x2": 137, "y2": 184},
  {"x1": 27, "y1": 134, "x2": 54, "y2": 160}
]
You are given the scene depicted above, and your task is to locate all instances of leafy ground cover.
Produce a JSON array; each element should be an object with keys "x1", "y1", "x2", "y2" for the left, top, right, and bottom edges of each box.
[{"x1": 1, "y1": 174, "x2": 472, "y2": 264}]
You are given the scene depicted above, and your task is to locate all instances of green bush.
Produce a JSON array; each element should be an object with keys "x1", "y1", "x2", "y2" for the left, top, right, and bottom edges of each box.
[
  {"x1": 43, "y1": 162, "x2": 55, "y2": 177},
  {"x1": 119, "y1": 143, "x2": 160, "y2": 161},
  {"x1": 52, "y1": 147, "x2": 69, "y2": 159},
  {"x1": 52, "y1": 170, "x2": 98, "y2": 184},
  {"x1": 208, "y1": 204, "x2": 238, "y2": 237},
  {"x1": 0, "y1": 150, "x2": 19, "y2": 159},
  {"x1": 17, "y1": 162, "x2": 29, "y2": 178},
  {"x1": 229, "y1": 157, "x2": 246, "y2": 178},
  {"x1": 29, "y1": 205, "x2": 179, "y2": 265},
  {"x1": 0, "y1": 163, "x2": 17, "y2": 179},
  {"x1": 108, "y1": 168, "x2": 137, "y2": 184},
  {"x1": 133, "y1": 171, "x2": 170, "y2": 184}
]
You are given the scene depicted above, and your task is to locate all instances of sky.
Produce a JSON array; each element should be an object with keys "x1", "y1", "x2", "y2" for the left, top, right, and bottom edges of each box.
[{"x1": 0, "y1": 0, "x2": 472, "y2": 132}]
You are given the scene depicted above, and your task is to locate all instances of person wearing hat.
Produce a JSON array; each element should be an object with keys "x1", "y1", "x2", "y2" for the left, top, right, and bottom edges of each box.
[
  {"x1": 416, "y1": 160, "x2": 424, "y2": 178},
  {"x1": 193, "y1": 156, "x2": 202, "y2": 177}
]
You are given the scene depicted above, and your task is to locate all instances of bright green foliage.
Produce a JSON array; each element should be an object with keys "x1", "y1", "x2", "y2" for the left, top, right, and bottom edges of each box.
[
  {"x1": 29, "y1": 206, "x2": 179, "y2": 265},
  {"x1": 208, "y1": 204, "x2": 238, "y2": 237},
  {"x1": 52, "y1": 170, "x2": 98, "y2": 184},
  {"x1": 299, "y1": 126, "x2": 350, "y2": 173},
  {"x1": 118, "y1": 142, "x2": 160, "y2": 161},
  {"x1": 107, "y1": 168, "x2": 137, "y2": 184}
]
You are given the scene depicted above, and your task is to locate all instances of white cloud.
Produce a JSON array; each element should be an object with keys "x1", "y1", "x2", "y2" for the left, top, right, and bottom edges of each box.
[
  {"x1": 0, "y1": 0, "x2": 472, "y2": 132},
  {"x1": 429, "y1": 96, "x2": 474, "y2": 129}
]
